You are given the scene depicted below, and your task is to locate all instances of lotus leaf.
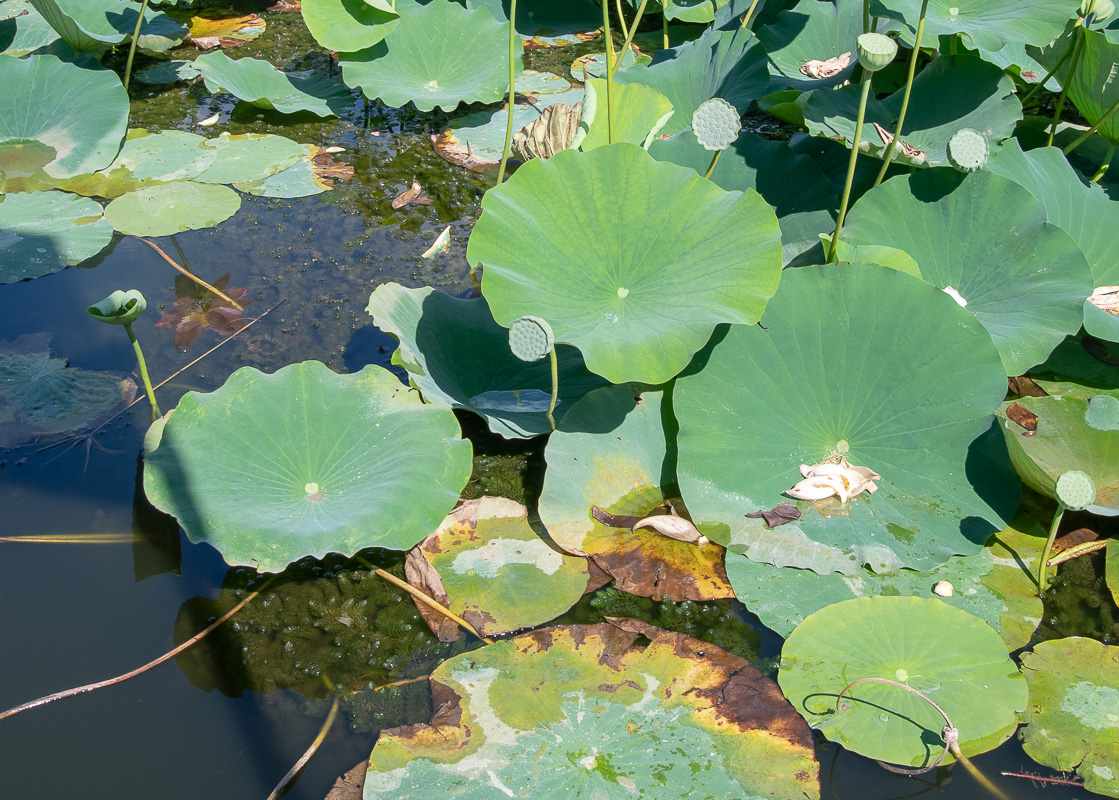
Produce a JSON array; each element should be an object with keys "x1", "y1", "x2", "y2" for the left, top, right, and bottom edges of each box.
[
  {"x1": 1033, "y1": 27, "x2": 1119, "y2": 144},
  {"x1": 339, "y1": 1, "x2": 519, "y2": 112},
  {"x1": 144, "y1": 361, "x2": 473, "y2": 573},
  {"x1": 998, "y1": 395, "x2": 1119, "y2": 513},
  {"x1": 234, "y1": 143, "x2": 353, "y2": 198},
  {"x1": 1019, "y1": 637, "x2": 1119, "y2": 797},
  {"x1": 0, "y1": 191, "x2": 114, "y2": 282},
  {"x1": 406, "y1": 496, "x2": 589, "y2": 640},
  {"x1": 300, "y1": 0, "x2": 398, "y2": 53},
  {"x1": 1030, "y1": 338, "x2": 1119, "y2": 402},
  {"x1": 779, "y1": 596, "x2": 1028, "y2": 766},
  {"x1": 757, "y1": 0, "x2": 866, "y2": 93},
  {"x1": 466, "y1": 0, "x2": 602, "y2": 35},
  {"x1": 364, "y1": 621, "x2": 820, "y2": 800},
  {"x1": 104, "y1": 182, "x2": 241, "y2": 236},
  {"x1": 194, "y1": 52, "x2": 351, "y2": 117},
  {"x1": 0, "y1": 0, "x2": 63, "y2": 56},
  {"x1": 1108, "y1": 540, "x2": 1119, "y2": 607},
  {"x1": 614, "y1": 24, "x2": 767, "y2": 138},
  {"x1": 576, "y1": 78, "x2": 674, "y2": 151},
  {"x1": 831, "y1": 238, "x2": 922, "y2": 276},
  {"x1": 843, "y1": 169, "x2": 1094, "y2": 375},
  {"x1": 871, "y1": 0, "x2": 1076, "y2": 55},
  {"x1": 676, "y1": 264, "x2": 1016, "y2": 576},
  {"x1": 193, "y1": 132, "x2": 305, "y2": 184},
  {"x1": 469, "y1": 143, "x2": 782, "y2": 384},
  {"x1": 57, "y1": 129, "x2": 217, "y2": 199},
  {"x1": 570, "y1": 47, "x2": 637, "y2": 81},
  {"x1": 0, "y1": 54, "x2": 127, "y2": 178},
  {"x1": 538, "y1": 384, "x2": 734, "y2": 602},
  {"x1": 133, "y1": 59, "x2": 200, "y2": 84},
  {"x1": 29, "y1": 0, "x2": 132, "y2": 51},
  {"x1": 1086, "y1": 296, "x2": 1119, "y2": 344},
  {"x1": 804, "y1": 55, "x2": 1021, "y2": 168},
  {"x1": 186, "y1": 13, "x2": 265, "y2": 50}
]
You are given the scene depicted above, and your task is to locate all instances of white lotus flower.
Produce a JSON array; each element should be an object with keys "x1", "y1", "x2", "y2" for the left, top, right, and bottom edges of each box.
[
  {"x1": 943, "y1": 285, "x2": 968, "y2": 307},
  {"x1": 786, "y1": 459, "x2": 881, "y2": 503}
]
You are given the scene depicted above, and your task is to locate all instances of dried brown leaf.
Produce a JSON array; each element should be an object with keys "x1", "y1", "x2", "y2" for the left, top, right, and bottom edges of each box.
[
  {"x1": 431, "y1": 130, "x2": 497, "y2": 173},
  {"x1": 403, "y1": 545, "x2": 460, "y2": 642},
  {"x1": 799, "y1": 51, "x2": 851, "y2": 79},
  {"x1": 1006, "y1": 402, "x2": 1039, "y2": 434},
  {"x1": 745, "y1": 502, "x2": 802, "y2": 528}
]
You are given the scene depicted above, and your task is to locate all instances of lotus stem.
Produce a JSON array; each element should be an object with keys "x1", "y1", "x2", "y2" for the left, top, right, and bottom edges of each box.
[
  {"x1": 951, "y1": 745, "x2": 1013, "y2": 800},
  {"x1": 124, "y1": 322, "x2": 161, "y2": 422},
  {"x1": 1092, "y1": 141, "x2": 1117, "y2": 181},
  {"x1": 611, "y1": 0, "x2": 650, "y2": 79},
  {"x1": 741, "y1": 0, "x2": 761, "y2": 28},
  {"x1": 371, "y1": 567, "x2": 494, "y2": 644},
  {"x1": 614, "y1": 0, "x2": 629, "y2": 38},
  {"x1": 704, "y1": 149, "x2": 721, "y2": 179},
  {"x1": 662, "y1": 12, "x2": 668, "y2": 49},
  {"x1": 1048, "y1": 27, "x2": 1087, "y2": 146},
  {"x1": 829, "y1": 70, "x2": 875, "y2": 263},
  {"x1": 546, "y1": 348, "x2": 558, "y2": 432},
  {"x1": 603, "y1": 0, "x2": 616, "y2": 144},
  {"x1": 1019, "y1": 35, "x2": 1076, "y2": 107},
  {"x1": 1063, "y1": 98, "x2": 1119, "y2": 154},
  {"x1": 873, "y1": 0, "x2": 930, "y2": 187},
  {"x1": 497, "y1": 0, "x2": 519, "y2": 184},
  {"x1": 122, "y1": 0, "x2": 151, "y2": 93},
  {"x1": 863, "y1": 0, "x2": 870, "y2": 33},
  {"x1": 1037, "y1": 500, "x2": 1067, "y2": 595},
  {"x1": 265, "y1": 696, "x2": 340, "y2": 800},
  {"x1": 135, "y1": 237, "x2": 243, "y2": 309}
]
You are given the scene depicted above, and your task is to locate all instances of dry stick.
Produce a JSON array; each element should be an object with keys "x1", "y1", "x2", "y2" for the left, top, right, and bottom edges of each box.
[
  {"x1": 265, "y1": 696, "x2": 341, "y2": 800},
  {"x1": 0, "y1": 533, "x2": 134, "y2": 544},
  {"x1": 1000, "y1": 772, "x2": 1084, "y2": 787},
  {"x1": 369, "y1": 567, "x2": 494, "y2": 645},
  {"x1": 134, "y1": 236, "x2": 245, "y2": 310},
  {"x1": 0, "y1": 584, "x2": 267, "y2": 722}
]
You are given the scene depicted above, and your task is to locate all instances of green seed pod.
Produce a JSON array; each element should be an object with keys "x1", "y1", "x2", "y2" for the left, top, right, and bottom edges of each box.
[
  {"x1": 508, "y1": 315, "x2": 554, "y2": 362},
  {"x1": 691, "y1": 98, "x2": 740, "y2": 152},
  {"x1": 1055, "y1": 470, "x2": 1096, "y2": 511},
  {"x1": 88, "y1": 289, "x2": 147, "y2": 325},
  {"x1": 856, "y1": 33, "x2": 897, "y2": 73},
  {"x1": 946, "y1": 128, "x2": 989, "y2": 172}
]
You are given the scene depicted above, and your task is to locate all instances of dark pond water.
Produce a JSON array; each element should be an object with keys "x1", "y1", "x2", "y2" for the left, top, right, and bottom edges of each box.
[{"x1": 0, "y1": 5, "x2": 1110, "y2": 800}]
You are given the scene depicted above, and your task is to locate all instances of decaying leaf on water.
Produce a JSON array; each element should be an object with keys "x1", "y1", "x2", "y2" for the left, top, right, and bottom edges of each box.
[
  {"x1": 632, "y1": 508, "x2": 709, "y2": 545},
  {"x1": 421, "y1": 226, "x2": 451, "y2": 259},
  {"x1": 154, "y1": 273, "x2": 252, "y2": 350},
  {"x1": 431, "y1": 129, "x2": 495, "y2": 172},
  {"x1": 745, "y1": 502, "x2": 801, "y2": 528},
  {"x1": 511, "y1": 102, "x2": 583, "y2": 161},
  {"x1": 309, "y1": 146, "x2": 353, "y2": 187},
  {"x1": 187, "y1": 14, "x2": 266, "y2": 50},
  {"x1": 799, "y1": 51, "x2": 851, "y2": 79},
  {"x1": 391, "y1": 178, "x2": 433, "y2": 209}
]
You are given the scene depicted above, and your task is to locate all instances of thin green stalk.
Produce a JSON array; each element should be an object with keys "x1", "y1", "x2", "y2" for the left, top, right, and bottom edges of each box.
[
  {"x1": 1063, "y1": 97, "x2": 1119, "y2": 154},
  {"x1": 828, "y1": 72, "x2": 874, "y2": 263},
  {"x1": 741, "y1": 0, "x2": 761, "y2": 29},
  {"x1": 704, "y1": 149, "x2": 721, "y2": 178},
  {"x1": 614, "y1": 0, "x2": 630, "y2": 38},
  {"x1": 603, "y1": 0, "x2": 615, "y2": 144},
  {"x1": 1092, "y1": 141, "x2": 1116, "y2": 182},
  {"x1": 662, "y1": 12, "x2": 668, "y2": 49},
  {"x1": 863, "y1": 0, "x2": 870, "y2": 33},
  {"x1": 125, "y1": 322, "x2": 161, "y2": 421},
  {"x1": 873, "y1": 0, "x2": 929, "y2": 187},
  {"x1": 1049, "y1": 28, "x2": 1087, "y2": 146},
  {"x1": 1037, "y1": 501, "x2": 1067, "y2": 596},
  {"x1": 611, "y1": 0, "x2": 650, "y2": 79},
  {"x1": 1019, "y1": 36, "x2": 1075, "y2": 108},
  {"x1": 122, "y1": 0, "x2": 151, "y2": 93},
  {"x1": 546, "y1": 349, "x2": 558, "y2": 432},
  {"x1": 496, "y1": 0, "x2": 520, "y2": 184}
]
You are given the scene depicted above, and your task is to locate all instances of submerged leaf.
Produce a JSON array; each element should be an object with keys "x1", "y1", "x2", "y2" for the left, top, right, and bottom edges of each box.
[
  {"x1": 390, "y1": 178, "x2": 431, "y2": 209},
  {"x1": 154, "y1": 273, "x2": 252, "y2": 350}
]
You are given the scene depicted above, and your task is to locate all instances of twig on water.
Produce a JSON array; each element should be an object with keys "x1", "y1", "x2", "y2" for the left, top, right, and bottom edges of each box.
[{"x1": 266, "y1": 696, "x2": 341, "y2": 800}]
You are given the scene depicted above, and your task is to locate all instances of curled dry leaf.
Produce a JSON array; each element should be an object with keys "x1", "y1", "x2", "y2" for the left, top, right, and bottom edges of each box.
[
  {"x1": 511, "y1": 102, "x2": 583, "y2": 162},
  {"x1": 785, "y1": 459, "x2": 880, "y2": 503},
  {"x1": 1006, "y1": 401, "x2": 1039, "y2": 434},
  {"x1": 198, "y1": 113, "x2": 220, "y2": 127},
  {"x1": 1053, "y1": 527, "x2": 1099, "y2": 553},
  {"x1": 403, "y1": 544, "x2": 459, "y2": 642},
  {"x1": 872, "y1": 122, "x2": 924, "y2": 159},
  {"x1": 1089, "y1": 285, "x2": 1119, "y2": 314},
  {"x1": 745, "y1": 501, "x2": 802, "y2": 528},
  {"x1": 799, "y1": 51, "x2": 851, "y2": 79},
  {"x1": 391, "y1": 178, "x2": 433, "y2": 209},
  {"x1": 1008, "y1": 375, "x2": 1047, "y2": 398},
  {"x1": 431, "y1": 130, "x2": 497, "y2": 173},
  {"x1": 309, "y1": 146, "x2": 354, "y2": 188},
  {"x1": 632, "y1": 514, "x2": 708, "y2": 545}
]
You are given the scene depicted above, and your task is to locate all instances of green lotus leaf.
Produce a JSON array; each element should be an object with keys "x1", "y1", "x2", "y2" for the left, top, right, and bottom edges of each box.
[
  {"x1": 193, "y1": 132, "x2": 305, "y2": 184},
  {"x1": 843, "y1": 169, "x2": 1094, "y2": 375},
  {"x1": 758, "y1": 0, "x2": 865, "y2": 93},
  {"x1": 576, "y1": 78, "x2": 674, "y2": 151},
  {"x1": 234, "y1": 143, "x2": 349, "y2": 198},
  {"x1": 779, "y1": 597, "x2": 1028, "y2": 766},
  {"x1": 143, "y1": 361, "x2": 473, "y2": 573},
  {"x1": 997, "y1": 395, "x2": 1119, "y2": 513},
  {"x1": 30, "y1": 0, "x2": 184, "y2": 51},
  {"x1": 871, "y1": 0, "x2": 1076, "y2": 55},
  {"x1": 1033, "y1": 26, "x2": 1119, "y2": 144},
  {"x1": 539, "y1": 384, "x2": 735, "y2": 601},
  {"x1": 512, "y1": 68, "x2": 571, "y2": 96},
  {"x1": 466, "y1": 0, "x2": 602, "y2": 35},
  {"x1": 1030, "y1": 337, "x2": 1119, "y2": 402},
  {"x1": 194, "y1": 51, "x2": 351, "y2": 117},
  {"x1": 339, "y1": 1, "x2": 519, "y2": 113},
  {"x1": 649, "y1": 129, "x2": 838, "y2": 265},
  {"x1": 301, "y1": 0, "x2": 398, "y2": 52},
  {"x1": 56, "y1": 129, "x2": 217, "y2": 199},
  {"x1": 406, "y1": 496, "x2": 589, "y2": 639},
  {"x1": 676, "y1": 264, "x2": 1016, "y2": 576},
  {"x1": 0, "y1": 191, "x2": 113, "y2": 281},
  {"x1": 365, "y1": 282, "x2": 608, "y2": 438},
  {"x1": 614, "y1": 25, "x2": 767, "y2": 138},
  {"x1": 803, "y1": 55, "x2": 1021, "y2": 168},
  {"x1": 570, "y1": 47, "x2": 637, "y2": 81},
  {"x1": 1085, "y1": 297, "x2": 1119, "y2": 344},
  {"x1": 0, "y1": 0, "x2": 64, "y2": 56},
  {"x1": 1020, "y1": 637, "x2": 1119, "y2": 797},
  {"x1": 0, "y1": 54, "x2": 127, "y2": 178},
  {"x1": 662, "y1": 0, "x2": 731, "y2": 22},
  {"x1": 468, "y1": 143, "x2": 782, "y2": 384},
  {"x1": 364, "y1": 621, "x2": 821, "y2": 800},
  {"x1": 104, "y1": 182, "x2": 241, "y2": 236},
  {"x1": 133, "y1": 4, "x2": 187, "y2": 51},
  {"x1": 832, "y1": 238, "x2": 922, "y2": 276},
  {"x1": 133, "y1": 59, "x2": 200, "y2": 85}
]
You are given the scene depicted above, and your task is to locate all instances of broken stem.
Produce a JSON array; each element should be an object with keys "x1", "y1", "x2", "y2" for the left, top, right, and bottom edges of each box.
[
  {"x1": 368, "y1": 566, "x2": 494, "y2": 644},
  {"x1": 265, "y1": 696, "x2": 341, "y2": 800},
  {"x1": 134, "y1": 237, "x2": 244, "y2": 310}
]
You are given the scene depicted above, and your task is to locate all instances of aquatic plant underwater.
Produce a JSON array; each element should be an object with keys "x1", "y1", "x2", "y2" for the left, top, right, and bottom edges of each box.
[{"x1": 4, "y1": 0, "x2": 1119, "y2": 797}]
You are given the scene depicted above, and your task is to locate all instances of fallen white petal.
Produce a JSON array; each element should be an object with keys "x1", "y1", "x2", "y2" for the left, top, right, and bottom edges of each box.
[{"x1": 943, "y1": 285, "x2": 968, "y2": 307}]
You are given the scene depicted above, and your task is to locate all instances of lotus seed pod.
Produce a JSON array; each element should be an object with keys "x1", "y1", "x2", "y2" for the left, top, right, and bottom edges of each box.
[
  {"x1": 947, "y1": 128, "x2": 989, "y2": 172},
  {"x1": 691, "y1": 98, "x2": 740, "y2": 151},
  {"x1": 856, "y1": 33, "x2": 897, "y2": 73},
  {"x1": 1055, "y1": 470, "x2": 1095, "y2": 511},
  {"x1": 508, "y1": 315, "x2": 554, "y2": 362},
  {"x1": 1081, "y1": 0, "x2": 1115, "y2": 22}
]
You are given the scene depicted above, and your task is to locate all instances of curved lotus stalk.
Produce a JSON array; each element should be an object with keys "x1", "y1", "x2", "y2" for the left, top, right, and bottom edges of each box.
[{"x1": 88, "y1": 290, "x2": 161, "y2": 421}]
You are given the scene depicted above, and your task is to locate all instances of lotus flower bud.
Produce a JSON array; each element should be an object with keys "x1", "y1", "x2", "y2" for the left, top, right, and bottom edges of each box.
[
  {"x1": 856, "y1": 33, "x2": 897, "y2": 73},
  {"x1": 88, "y1": 289, "x2": 147, "y2": 326},
  {"x1": 1081, "y1": 0, "x2": 1115, "y2": 23}
]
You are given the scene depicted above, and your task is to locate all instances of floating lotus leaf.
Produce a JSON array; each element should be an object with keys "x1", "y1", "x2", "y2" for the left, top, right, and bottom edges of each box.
[
  {"x1": 614, "y1": 24, "x2": 767, "y2": 138},
  {"x1": 779, "y1": 596, "x2": 1028, "y2": 766},
  {"x1": 133, "y1": 59, "x2": 201, "y2": 85},
  {"x1": 0, "y1": 0, "x2": 63, "y2": 56},
  {"x1": 364, "y1": 621, "x2": 821, "y2": 800},
  {"x1": 144, "y1": 361, "x2": 473, "y2": 573},
  {"x1": 843, "y1": 169, "x2": 1094, "y2": 375},
  {"x1": 194, "y1": 52, "x2": 351, "y2": 117},
  {"x1": 662, "y1": 0, "x2": 732, "y2": 22},
  {"x1": 758, "y1": 0, "x2": 865, "y2": 93},
  {"x1": 104, "y1": 181, "x2": 241, "y2": 236},
  {"x1": 406, "y1": 496, "x2": 589, "y2": 639},
  {"x1": 0, "y1": 333, "x2": 135, "y2": 447},
  {"x1": 57, "y1": 129, "x2": 217, "y2": 199},
  {"x1": 469, "y1": 143, "x2": 782, "y2": 384},
  {"x1": 366, "y1": 283, "x2": 607, "y2": 438},
  {"x1": 0, "y1": 54, "x2": 127, "y2": 178},
  {"x1": 804, "y1": 55, "x2": 1021, "y2": 168},
  {"x1": 570, "y1": 47, "x2": 636, "y2": 81},
  {"x1": 676, "y1": 264, "x2": 1016, "y2": 576},
  {"x1": 300, "y1": 0, "x2": 398, "y2": 52},
  {"x1": 576, "y1": 78, "x2": 674, "y2": 151},
  {"x1": 998, "y1": 395, "x2": 1119, "y2": 514},
  {"x1": 1033, "y1": 27, "x2": 1119, "y2": 144},
  {"x1": 0, "y1": 191, "x2": 113, "y2": 281},
  {"x1": 339, "y1": 1, "x2": 519, "y2": 112},
  {"x1": 1029, "y1": 338, "x2": 1119, "y2": 402},
  {"x1": 1086, "y1": 298, "x2": 1119, "y2": 344},
  {"x1": 539, "y1": 384, "x2": 734, "y2": 602},
  {"x1": 1020, "y1": 637, "x2": 1119, "y2": 797},
  {"x1": 30, "y1": 0, "x2": 145, "y2": 51},
  {"x1": 871, "y1": 0, "x2": 1076, "y2": 55},
  {"x1": 186, "y1": 13, "x2": 265, "y2": 50},
  {"x1": 193, "y1": 131, "x2": 305, "y2": 184},
  {"x1": 467, "y1": 0, "x2": 602, "y2": 35},
  {"x1": 234, "y1": 143, "x2": 353, "y2": 198}
]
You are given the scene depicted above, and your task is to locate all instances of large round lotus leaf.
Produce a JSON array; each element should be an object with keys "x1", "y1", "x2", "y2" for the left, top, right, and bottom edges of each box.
[
  {"x1": 539, "y1": 384, "x2": 734, "y2": 601},
  {"x1": 29, "y1": 0, "x2": 128, "y2": 50},
  {"x1": 365, "y1": 282, "x2": 607, "y2": 439},
  {"x1": 0, "y1": 0, "x2": 64, "y2": 57},
  {"x1": 234, "y1": 143, "x2": 353, "y2": 198},
  {"x1": 469, "y1": 143, "x2": 782, "y2": 385},
  {"x1": 194, "y1": 52, "x2": 352, "y2": 117},
  {"x1": 1085, "y1": 298, "x2": 1119, "y2": 345},
  {"x1": 1029, "y1": 338, "x2": 1119, "y2": 402},
  {"x1": 0, "y1": 191, "x2": 113, "y2": 281},
  {"x1": 364, "y1": 621, "x2": 821, "y2": 800},
  {"x1": 662, "y1": 0, "x2": 731, "y2": 22},
  {"x1": 843, "y1": 169, "x2": 1093, "y2": 375},
  {"x1": 614, "y1": 25, "x2": 767, "y2": 138},
  {"x1": 466, "y1": 0, "x2": 602, "y2": 35},
  {"x1": 301, "y1": 0, "x2": 398, "y2": 52},
  {"x1": 758, "y1": 0, "x2": 865, "y2": 93},
  {"x1": 576, "y1": 78, "x2": 674, "y2": 151},
  {"x1": 676, "y1": 264, "x2": 1016, "y2": 576},
  {"x1": 339, "y1": 2, "x2": 519, "y2": 113},
  {"x1": 0, "y1": 54, "x2": 127, "y2": 178},
  {"x1": 194, "y1": 132, "x2": 305, "y2": 185},
  {"x1": 870, "y1": 0, "x2": 1076, "y2": 54},
  {"x1": 804, "y1": 55, "x2": 1021, "y2": 168},
  {"x1": 406, "y1": 496, "x2": 589, "y2": 640},
  {"x1": 57, "y1": 129, "x2": 218, "y2": 199},
  {"x1": 1020, "y1": 637, "x2": 1119, "y2": 797},
  {"x1": 1032, "y1": 28, "x2": 1119, "y2": 144},
  {"x1": 144, "y1": 362, "x2": 473, "y2": 574},
  {"x1": 779, "y1": 596, "x2": 1028, "y2": 766},
  {"x1": 998, "y1": 395, "x2": 1119, "y2": 513},
  {"x1": 105, "y1": 182, "x2": 241, "y2": 237}
]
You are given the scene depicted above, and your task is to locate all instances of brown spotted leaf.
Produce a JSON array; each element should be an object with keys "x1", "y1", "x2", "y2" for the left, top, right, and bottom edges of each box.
[
  {"x1": 403, "y1": 546, "x2": 458, "y2": 642},
  {"x1": 187, "y1": 14, "x2": 266, "y2": 50},
  {"x1": 430, "y1": 129, "x2": 496, "y2": 173}
]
